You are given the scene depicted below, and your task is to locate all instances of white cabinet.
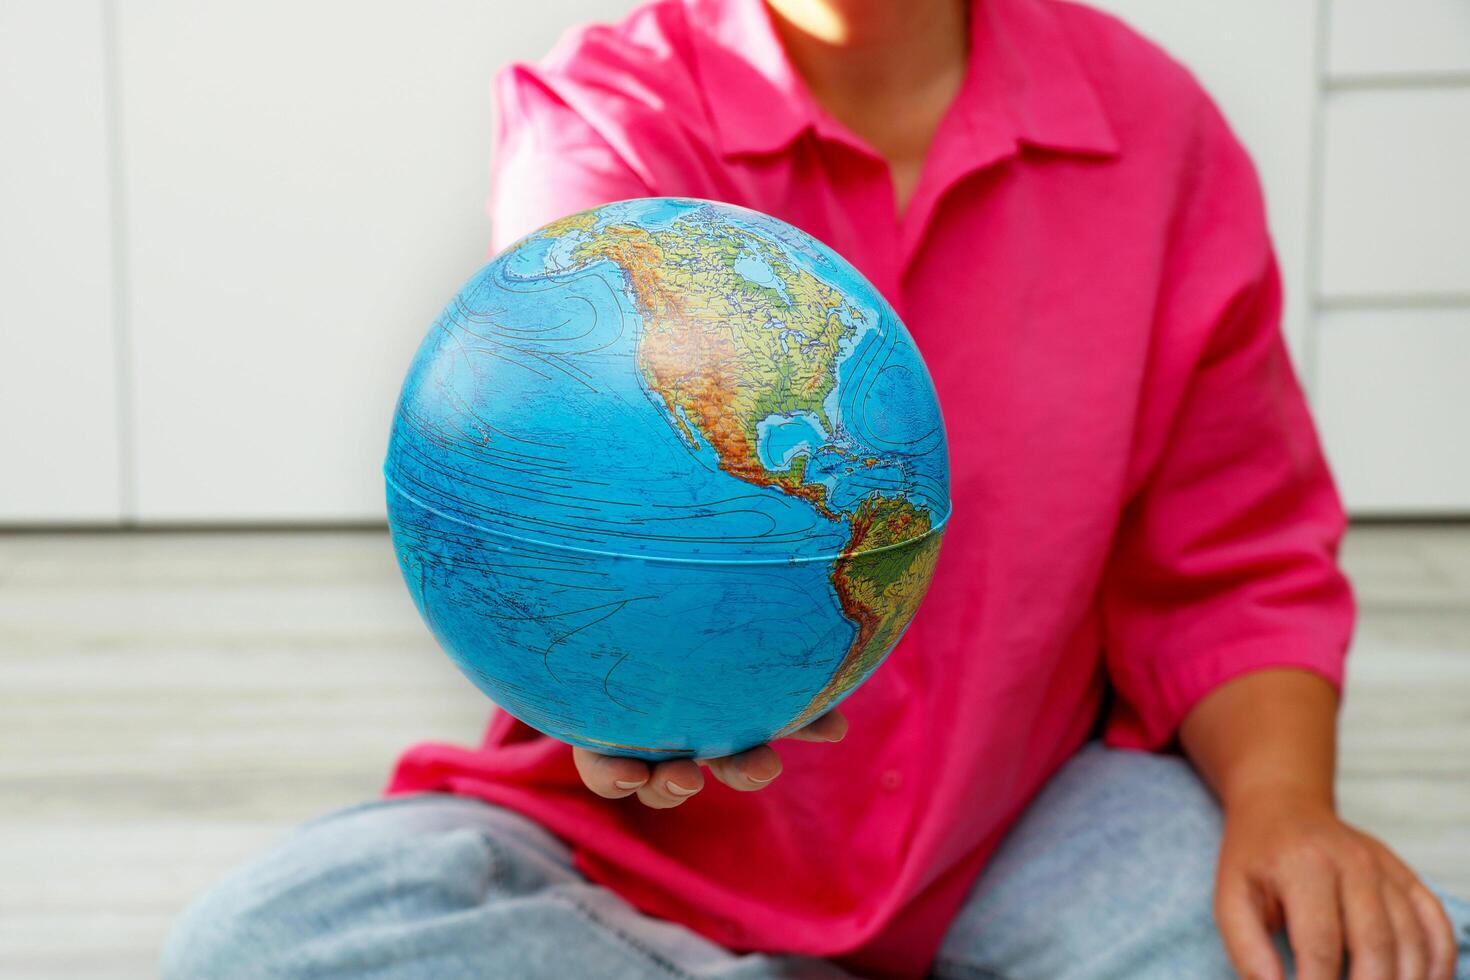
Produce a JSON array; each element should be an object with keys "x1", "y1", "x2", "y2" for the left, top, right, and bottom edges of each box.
[
  {"x1": 1312, "y1": 6, "x2": 1470, "y2": 513},
  {"x1": 115, "y1": 0, "x2": 634, "y2": 521},
  {"x1": 1317, "y1": 310, "x2": 1470, "y2": 515},
  {"x1": 2, "y1": 0, "x2": 1466, "y2": 521},
  {"x1": 1328, "y1": 0, "x2": 1470, "y2": 77},
  {"x1": 1319, "y1": 89, "x2": 1470, "y2": 301},
  {"x1": 0, "y1": 1, "x2": 122, "y2": 522}
]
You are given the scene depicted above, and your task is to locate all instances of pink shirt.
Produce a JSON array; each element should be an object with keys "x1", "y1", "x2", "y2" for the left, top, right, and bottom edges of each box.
[{"x1": 386, "y1": 0, "x2": 1356, "y2": 975}]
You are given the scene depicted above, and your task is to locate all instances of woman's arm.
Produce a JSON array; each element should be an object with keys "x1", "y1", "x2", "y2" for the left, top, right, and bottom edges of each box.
[
  {"x1": 1088, "y1": 81, "x2": 1457, "y2": 980},
  {"x1": 1180, "y1": 666, "x2": 1457, "y2": 980}
]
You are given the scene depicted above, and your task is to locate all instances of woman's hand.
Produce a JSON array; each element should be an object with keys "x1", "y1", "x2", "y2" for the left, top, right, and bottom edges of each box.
[
  {"x1": 1178, "y1": 668, "x2": 1459, "y2": 980},
  {"x1": 571, "y1": 710, "x2": 848, "y2": 809},
  {"x1": 1214, "y1": 787, "x2": 1457, "y2": 980}
]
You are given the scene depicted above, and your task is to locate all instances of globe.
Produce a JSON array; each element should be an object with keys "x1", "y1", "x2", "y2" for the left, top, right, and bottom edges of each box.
[{"x1": 384, "y1": 197, "x2": 951, "y2": 760}]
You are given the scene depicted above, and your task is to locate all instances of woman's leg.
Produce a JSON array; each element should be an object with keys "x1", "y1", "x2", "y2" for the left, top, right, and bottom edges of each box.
[
  {"x1": 930, "y1": 741, "x2": 1470, "y2": 980},
  {"x1": 160, "y1": 792, "x2": 850, "y2": 980}
]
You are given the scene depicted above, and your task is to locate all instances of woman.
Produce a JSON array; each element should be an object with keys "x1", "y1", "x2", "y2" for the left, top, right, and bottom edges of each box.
[{"x1": 163, "y1": 0, "x2": 1470, "y2": 977}]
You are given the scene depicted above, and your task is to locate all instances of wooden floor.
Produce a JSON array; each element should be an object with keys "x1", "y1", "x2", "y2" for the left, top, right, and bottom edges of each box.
[{"x1": 1, "y1": 524, "x2": 1467, "y2": 978}]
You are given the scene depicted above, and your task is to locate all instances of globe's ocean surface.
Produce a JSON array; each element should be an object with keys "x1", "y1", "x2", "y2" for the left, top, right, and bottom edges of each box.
[{"x1": 385, "y1": 198, "x2": 950, "y2": 759}]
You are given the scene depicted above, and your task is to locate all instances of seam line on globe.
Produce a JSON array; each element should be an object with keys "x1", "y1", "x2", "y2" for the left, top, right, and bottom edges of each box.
[{"x1": 383, "y1": 474, "x2": 951, "y2": 567}]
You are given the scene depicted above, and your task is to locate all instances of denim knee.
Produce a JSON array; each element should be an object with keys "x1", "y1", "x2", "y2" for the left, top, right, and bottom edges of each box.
[
  {"x1": 159, "y1": 858, "x2": 285, "y2": 980},
  {"x1": 158, "y1": 798, "x2": 516, "y2": 979}
]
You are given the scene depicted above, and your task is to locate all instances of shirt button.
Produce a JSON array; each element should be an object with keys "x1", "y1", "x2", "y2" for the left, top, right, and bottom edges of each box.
[{"x1": 880, "y1": 769, "x2": 903, "y2": 791}]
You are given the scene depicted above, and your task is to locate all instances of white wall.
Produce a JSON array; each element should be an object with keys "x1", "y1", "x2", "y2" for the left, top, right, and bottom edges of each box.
[{"x1": 1, "y1": 0, "x2": 1466, "y2": 523}]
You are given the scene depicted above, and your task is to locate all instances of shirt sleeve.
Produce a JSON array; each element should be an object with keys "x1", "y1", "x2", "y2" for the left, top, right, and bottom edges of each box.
[
  {"x1": 485, "y1": 63, "x2": 652, "y2": 258},
  {"x1": 1098, "y1": 94, "x2": 1357, "y2": 751}
]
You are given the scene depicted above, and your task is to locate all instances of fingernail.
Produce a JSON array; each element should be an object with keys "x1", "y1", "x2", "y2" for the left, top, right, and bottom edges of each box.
[
  {"x1": 665, "y1": 780, "x2": 699, "y2": 797},
  {"x1": 613, "y1": 778, "x2": 646, "y2": 790},
  {"x1": 747, "y1": 771, "x2": 777, "y2": 784}
]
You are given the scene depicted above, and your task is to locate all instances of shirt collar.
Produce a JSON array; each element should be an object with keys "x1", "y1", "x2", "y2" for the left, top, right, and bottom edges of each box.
[{"x1": 685, "y1": 0, "x2": 1120, "y2": 161}]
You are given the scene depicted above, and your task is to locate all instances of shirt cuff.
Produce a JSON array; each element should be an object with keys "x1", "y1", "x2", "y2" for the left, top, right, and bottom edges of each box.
[{"x1": 1102, "y1": 636, "x2": 1348, "y2": 751}]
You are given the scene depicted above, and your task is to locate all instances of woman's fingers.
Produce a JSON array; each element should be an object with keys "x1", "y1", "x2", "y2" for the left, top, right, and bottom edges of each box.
[
  {"x1": 635, "y1": 757, "x2": 705, "y2": 809},
  {"x1": 571, "y1": 746, "x2": 650, "y2": 799},
  {"x1": 1215, "y1": 803, "x2": 1451, "y2": 980},
  {"x1": 577, "y1": 711, "x2": 847, "y2": 806},
  {"x1": 782, "y1": 709, "x2": 848, "y2": 743},
  {"x1": 1215, "y1": 871, "x2": 1285, "y2": 980},
  {"x1": 1278, "y1": 862, "x2": 1346, "y2": 980},
  {"x1": 703, "y1": 743, "x2": 783, "y2": 792},
  {"x1": 660, "y1": 708, "x2": 846, "y2": 796},
  {"x1": 1407, "y1": 882, "x2": 1458, "y2": 980},
  {"x1": 1336, "y1": 851, "x2": 1397, "y2": 980},
  {"x1": 1372, "y1": 839, "x2": 1456, "y2": 980},
  {"x1": 1378, "y1": 877, "x2": 1429, "y2": 980}
]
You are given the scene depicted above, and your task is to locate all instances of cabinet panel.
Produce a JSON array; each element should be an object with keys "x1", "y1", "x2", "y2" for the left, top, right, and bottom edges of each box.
[
  {"x1": 1319, "y1": 89, "x2": 1470, "y2": 300},
  {"x1": 0, "y1": 1, "x2": 121, "y2": 522},
  {"x1": 1328, "y1": 0, "x2": 1470, "y2": 77},
  {"x1": 1317, "y1": 309, "x2": 1470, "y2": 515}
]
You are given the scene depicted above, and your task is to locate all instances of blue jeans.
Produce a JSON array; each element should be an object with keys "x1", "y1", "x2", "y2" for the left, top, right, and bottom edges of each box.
[{"x1": 160, "y1": 742, "x2": 1470, "y2": 978}]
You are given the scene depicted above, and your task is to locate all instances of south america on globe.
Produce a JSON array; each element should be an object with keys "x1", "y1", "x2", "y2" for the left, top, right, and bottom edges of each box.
[{"x1": 384, "y1": 197, "x2": 951, "y2": 760}]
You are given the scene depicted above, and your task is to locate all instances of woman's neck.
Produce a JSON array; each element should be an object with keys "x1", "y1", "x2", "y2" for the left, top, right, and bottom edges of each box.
[
  {"x1": 763, "y1": 0, "x2": 970, "y2": 216},
  {"x1": 764, "y1": 0, "x2": 969, "y2": 109}
]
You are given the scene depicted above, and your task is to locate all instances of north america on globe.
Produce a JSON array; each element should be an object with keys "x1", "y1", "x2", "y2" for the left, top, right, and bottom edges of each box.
[{"x1": 385, "y1": 197, "x2": 952, "y2": 759}]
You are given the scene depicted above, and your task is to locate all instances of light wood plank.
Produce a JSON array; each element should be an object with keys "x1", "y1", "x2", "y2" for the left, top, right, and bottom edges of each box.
[{"x1": 1, "y1": 526, "x2": 1467, "y2": 978}]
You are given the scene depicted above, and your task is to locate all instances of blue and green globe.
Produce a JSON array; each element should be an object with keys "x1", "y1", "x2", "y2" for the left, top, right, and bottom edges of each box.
[{"x1": 385, "y1": 197, "x2": 951, "y2": 759}]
